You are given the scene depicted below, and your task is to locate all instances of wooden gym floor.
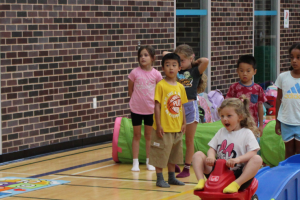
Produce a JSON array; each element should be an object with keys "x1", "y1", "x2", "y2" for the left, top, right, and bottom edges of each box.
[{"x1": 0, "y1": 142, "x2": 200, "y2": 200}]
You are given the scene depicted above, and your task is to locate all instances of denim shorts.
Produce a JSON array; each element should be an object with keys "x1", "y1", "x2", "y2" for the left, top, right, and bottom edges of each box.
[
  {"x1": 281, "y1": 122, "x2": 300, "y2": 142},
  {"x1": 183, "y1": 100, "x2": 199, "y2": 124}
]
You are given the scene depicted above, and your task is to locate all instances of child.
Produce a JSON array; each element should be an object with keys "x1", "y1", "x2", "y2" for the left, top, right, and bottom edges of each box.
[
  {"x1": 163, "y1": 44, "x2": 209, "y2": 178},
  {"x1": 226, "y1": 55, "x2": 267, "y2": 136},
  {"x1": 275, "y1": 43, "x2": 300, "y2": 159},
  {"x1": 192, "y1": 95, "x2": 262, "y2": 193},
  {"x1": 128, "y1": 45, "x2": 163, "y2": 171},
  {"x1": 149, "y1": 53, "x2": 188, "y2": 188}
]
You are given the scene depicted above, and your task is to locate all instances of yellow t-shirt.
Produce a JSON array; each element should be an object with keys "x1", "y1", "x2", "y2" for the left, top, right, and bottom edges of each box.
[{"x1": 153, "y1": 79, "x2": 188, "y2": 132}]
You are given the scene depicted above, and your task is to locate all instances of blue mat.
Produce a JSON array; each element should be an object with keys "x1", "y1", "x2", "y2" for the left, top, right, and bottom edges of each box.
[{"x1": 0, "y1": 177, "x2": 69, "y2": 198}]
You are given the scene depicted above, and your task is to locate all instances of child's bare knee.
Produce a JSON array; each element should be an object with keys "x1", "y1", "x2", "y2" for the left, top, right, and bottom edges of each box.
[
  {"x1": 251, "y1": 155, "x2": 263, "y2": 165},
  {"x1": 193, "y1": 151, "x2": 205, "y2": 160}
]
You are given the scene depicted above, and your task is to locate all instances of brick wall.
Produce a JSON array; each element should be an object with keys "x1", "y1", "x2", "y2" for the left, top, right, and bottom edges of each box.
[
  {"x1": 280, "y1": 1, "x2": 300, "y2": 72},
  {"x1": 0, "y1": 0, "x2": 174, "y2": 153},
  {"x1": 176, "y1": 0, "x2": 201, "y2": 58},
  {"x1": 210, "y1": 0, "x2": 253, "y2": 94}
]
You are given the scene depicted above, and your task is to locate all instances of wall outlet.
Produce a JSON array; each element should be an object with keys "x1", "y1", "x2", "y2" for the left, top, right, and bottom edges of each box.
[{"x1": 93, "y1": 98, "x2": 97, "y2": 108}]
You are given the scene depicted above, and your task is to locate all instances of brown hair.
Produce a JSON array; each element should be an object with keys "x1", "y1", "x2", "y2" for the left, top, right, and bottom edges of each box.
[
  {"x1": 218, "y1": 95, "x2": 259, "y2": 137},
  {"x1": 197, "y1": 73, "x2": 207, "y2": 93},
  {"x1": 137, "y1": 45, "x2": 156, "y2": 65}
]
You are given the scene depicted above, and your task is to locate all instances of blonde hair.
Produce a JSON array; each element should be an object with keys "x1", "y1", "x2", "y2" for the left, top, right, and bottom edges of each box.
[
  {"x1": 174, "y1": 44, "x2": 194, "y2": 59},
  {"x1": 175, "y1": 44, "x2": 207, "y2": 93},
  {"x1": 218, "y1": 95, "x2": 259, "y2": 137}
]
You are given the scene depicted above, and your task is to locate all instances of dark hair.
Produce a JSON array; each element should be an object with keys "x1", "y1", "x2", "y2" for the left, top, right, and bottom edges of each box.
[
  {"x1": 288, "y1": 43, "x2": 300, "y2": 71},
  {"x1": 237, "y1": 55, "x2": 256, "y2": 70},
  {"x1": 162, "y1": 53, "x2": 181, "y2": 68},
  {"x1": 137, "y1": 45, "x2": 156, "y2": 65}
]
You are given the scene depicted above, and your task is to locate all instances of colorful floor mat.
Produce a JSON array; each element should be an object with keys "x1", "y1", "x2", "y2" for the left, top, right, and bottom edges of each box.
[{"x1": 0, "y1": 177, "x2": 69, "y2": 198}]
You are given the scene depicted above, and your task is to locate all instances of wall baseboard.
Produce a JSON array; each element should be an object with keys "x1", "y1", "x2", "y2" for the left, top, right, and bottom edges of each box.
[{"x1": 0, "y1": 134, "x2": 112, "y2": 164}]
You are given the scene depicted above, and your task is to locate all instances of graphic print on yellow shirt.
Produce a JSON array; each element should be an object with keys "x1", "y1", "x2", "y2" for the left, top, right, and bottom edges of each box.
[{"x1": 153, "y1": 79, "x2": 188, "y2": 132}]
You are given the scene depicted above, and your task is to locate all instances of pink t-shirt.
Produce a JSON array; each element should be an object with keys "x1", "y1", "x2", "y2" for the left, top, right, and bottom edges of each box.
[{"x1": 128, "y1": 66, "x2": 162, "y2": 115}]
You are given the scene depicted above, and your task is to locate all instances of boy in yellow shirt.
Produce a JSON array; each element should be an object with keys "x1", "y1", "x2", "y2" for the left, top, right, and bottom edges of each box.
[{"x1": 149, "y1": 53, "x2": 188, "y2": 187}]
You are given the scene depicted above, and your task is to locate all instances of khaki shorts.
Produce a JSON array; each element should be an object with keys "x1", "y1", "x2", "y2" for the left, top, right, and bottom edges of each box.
[{"x1": 149, "y1": 129, "x2": 183, "y2": 168}]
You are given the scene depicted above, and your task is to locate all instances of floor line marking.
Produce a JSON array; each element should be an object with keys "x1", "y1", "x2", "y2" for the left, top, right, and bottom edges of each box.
[
  {"x1": 49, "y1": 174, "x2": 196, "y2": 185},
  {"x1": 28, "y1": 158, "x2": 113, "y2": 178},
  {"x1": 0, "y1": 172, "x2": 36, "y2": 175},
  {"x1": 0, "y1": 145, "x2": 111, "y2": 171},
  {"x1": 160, "y1": 189, "x2": 194, "y2": 200},
  {"x1": 54, "y1": 173, "x2": 198, "y2": 184},
  {"x1": 64, "y1": 184, "x2": 181, "y2": 193},
  {"x1": 52, "y1": 163, "x2": 116, "y2": 180}
]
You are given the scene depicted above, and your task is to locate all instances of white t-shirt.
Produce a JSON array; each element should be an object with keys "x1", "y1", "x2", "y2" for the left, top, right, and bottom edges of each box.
[
  {"x1": 208, "y1": 127, "x2": 260, "y2": 170},
  {"x1": 275, "y1": 71, "x2": 300, "y2": 125}
]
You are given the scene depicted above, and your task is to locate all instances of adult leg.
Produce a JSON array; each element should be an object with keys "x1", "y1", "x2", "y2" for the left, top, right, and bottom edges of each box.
[
  {"x1": 132, "y1": 125, "x2": 141, "y2": 171},
  {"x1": 285, "y1": 139, "x2": 295, "y2": 159},
  {"x1": 224, "y1": 155, "x2": 262, "y2": 193},
  {"x1": 144, "y1": 125, "x2": 155, "y2": 170}
]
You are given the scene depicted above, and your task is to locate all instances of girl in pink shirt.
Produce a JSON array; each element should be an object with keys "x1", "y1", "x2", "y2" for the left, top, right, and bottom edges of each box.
[{"x1": 128, "y1": 45, "x2": 163, "y2": 171}]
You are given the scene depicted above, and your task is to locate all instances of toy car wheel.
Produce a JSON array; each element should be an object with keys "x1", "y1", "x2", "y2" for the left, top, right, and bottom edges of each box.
[{"x1": 251, "y1": 194, "x2": 259, "y2": 200}]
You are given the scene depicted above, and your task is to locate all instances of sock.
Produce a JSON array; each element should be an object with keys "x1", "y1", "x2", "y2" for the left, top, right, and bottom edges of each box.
[
  {"x1": 131, "y1": 159, "x2": 140, "y2": 172},
  {"x1": 175, "y1": 164, "x2": 181, "y2": 173},
  {"x1": 168, "y1": 172, "x2": 185, "y2": 185},
  {"x1": 223, "y1": 181, "x2": 240, "y2": 193},
  {"x1": 194, "y1": 179, "x2": 205, "y2": 191},
  {"x1": 146, "y1": 158, "x2": 155, "y2": 171},
  {"x1": 156, "y1": 173, "x2": 170, "y2": 188},
  {"x1": 176, "y1": 163, "x2": 190, "y2": 178}
]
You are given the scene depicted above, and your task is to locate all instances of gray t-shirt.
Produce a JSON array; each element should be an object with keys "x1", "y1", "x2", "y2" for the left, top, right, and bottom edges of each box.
[{"x1": 177, "y1": 66, "x2": 202, "y2": 100}]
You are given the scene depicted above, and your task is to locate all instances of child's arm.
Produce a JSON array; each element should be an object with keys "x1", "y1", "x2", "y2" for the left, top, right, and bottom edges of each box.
[
  {"x1": 181, "y1": 106, "x2": 186, "y2": 133},
  {"x1": 275, "y1": 88, "x2": 282, "y2": 135},
  {"x1": 206, "y1": 147, "x2": 217, "y2": 166},
  {"x1": 128, "y1": 79, "x2": 134, "y2": 98},
  {"x1": 258, "y1": 103, "x2": 264, "y2": 136},
  {"x1": 154, "y1": 100, "x2": 164, "y2": 138},
  {"x1": 226, "y1": 150, "x2": 258, "y2": 168},
  {"x1": 194, "y1": 57, "x2": 209, "y2": 74}
]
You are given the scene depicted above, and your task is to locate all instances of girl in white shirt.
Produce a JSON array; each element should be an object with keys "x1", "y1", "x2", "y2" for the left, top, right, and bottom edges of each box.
[
  {"x1": 192, "y1": 95, "x2": 262, "y2": 193},
  {"x1": 275, "y1": 43, "x2": 300, "y2": 159}
]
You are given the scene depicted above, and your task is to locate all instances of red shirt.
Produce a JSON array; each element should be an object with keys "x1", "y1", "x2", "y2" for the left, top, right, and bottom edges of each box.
[{"x1": 226, "y1": 82, "x2": 267, "y2": 125}]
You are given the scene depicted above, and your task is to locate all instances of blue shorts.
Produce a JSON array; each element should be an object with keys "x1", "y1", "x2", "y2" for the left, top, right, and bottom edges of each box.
[
  {"x1": 280, "y1": 122, "x2": 300, "y2": 142},
  {"x1": 183, "y1": 100, "x2": 199, "y2": 124}
]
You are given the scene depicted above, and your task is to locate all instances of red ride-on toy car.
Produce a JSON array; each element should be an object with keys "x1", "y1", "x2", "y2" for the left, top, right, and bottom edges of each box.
[{"x1": 194, "y1": 159, "x2": 259, "y2": 200}]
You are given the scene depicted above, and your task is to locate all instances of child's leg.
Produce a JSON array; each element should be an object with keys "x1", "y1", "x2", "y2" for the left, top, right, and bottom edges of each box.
[
  {"x1": 295, "y1": 140, "x2": 300, "y2": 155},
  {"x1": 155, "y1": 167, "x2": 170, "y2": 188},
  {"x1": 167, "y1": 163, "x2": 185, "y2": 185},
  {"x1": 176, "y1": 121, "x2": 197, "y2": 178},
  {"x1": 223, "y1": 155, "x2": 262, "y2": 193},
  {"x1": 144, "y1": 125, "x2": 155, "y2": 171},
  {"x1": 192, "y1": 151, "x2": 212, "y2": 190},
  {"x1": 132, "y1": 125, "x2": 141, "y2": 171},
  {"x1": 285, "y1": 139, "x2": 296, "y2": 159}
]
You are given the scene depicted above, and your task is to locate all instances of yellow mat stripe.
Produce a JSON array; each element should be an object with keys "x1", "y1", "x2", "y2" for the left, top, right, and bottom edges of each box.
[{"x1": 160, "y1": 189, "x2": 194, "y2": 200}]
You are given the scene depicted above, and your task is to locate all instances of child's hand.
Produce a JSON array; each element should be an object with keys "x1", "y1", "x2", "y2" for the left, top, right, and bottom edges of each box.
[
  {"x1": 258, "y1": 126, "x2": 264, "y2": 137},
  {"x1": 206, "y1": 157, "x2": 216, "y2": 166},
  {"x1": 181, "y1": 123, "x2": 186, "y2": 134},
  {"x1": 226, "y1": 158, "x2": 240, "y2": 168},
  {"x1": 156, "y1": 125, "x2": 164, "y2": 138},
  {"x1": 275, "y1": 121, "x2": 281, "y2": 135}
]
